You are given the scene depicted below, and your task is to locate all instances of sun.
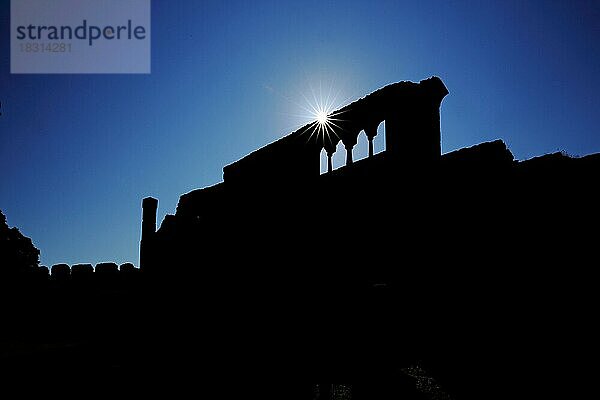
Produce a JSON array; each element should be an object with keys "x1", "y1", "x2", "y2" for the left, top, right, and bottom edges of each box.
[
  {"x1": 270, "y1": 79, "x2": 350, "y2": 146},
  {"x1": 306, "y1": 98, "x2": 345, "y2": 147},
  {"x1": 316, "y1": 110, "x2": 328, "y2": 125}
]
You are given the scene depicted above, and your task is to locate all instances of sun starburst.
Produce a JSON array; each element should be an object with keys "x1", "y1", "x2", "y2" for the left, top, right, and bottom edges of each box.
[
  {"x1": 316, "y1": 110, "x2": 328, "y2": 125},
  {"x1": 299, "y1": 81, "x2": 350, "y2": 148},
  {"x1": 264, "y1": 78, "x2": 354, "y2": 148}
]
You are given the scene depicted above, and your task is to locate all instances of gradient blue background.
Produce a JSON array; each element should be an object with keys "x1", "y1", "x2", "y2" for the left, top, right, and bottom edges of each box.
[{"x1": 1, "y1": 0, "x2": 599, "y2": 267}]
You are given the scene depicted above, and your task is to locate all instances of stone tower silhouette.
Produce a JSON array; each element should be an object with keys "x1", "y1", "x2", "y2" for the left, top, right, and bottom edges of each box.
[{"x1": 140, "y1": 196, "x2": 158, "y2": 270}]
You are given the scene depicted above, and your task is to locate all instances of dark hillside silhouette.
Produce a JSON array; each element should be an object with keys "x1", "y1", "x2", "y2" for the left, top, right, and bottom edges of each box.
[{"x1": 2, "y1": 77, "x2": 599, "y2": 397}]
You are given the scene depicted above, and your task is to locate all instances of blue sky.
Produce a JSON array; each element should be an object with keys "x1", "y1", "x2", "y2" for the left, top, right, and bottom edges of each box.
[{"x1": 1, "y1": 0, "x2": 599, "y2": 267}]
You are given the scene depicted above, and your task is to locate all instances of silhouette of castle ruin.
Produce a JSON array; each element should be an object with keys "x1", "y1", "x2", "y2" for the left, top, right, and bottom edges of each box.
[
  {"x1": 4, "y1": 76, "x2": 600, "y2": 397},
  {"x1": 127, "y1": 76, "x2": 600, "y2": 394},
  {"x1": 139, "y1": 77, "x2": 450, "y2": 277}
]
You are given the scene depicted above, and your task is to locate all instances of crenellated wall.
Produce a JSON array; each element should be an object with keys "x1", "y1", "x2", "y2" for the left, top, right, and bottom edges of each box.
[{"x1": 28, "y1": 262, "x2": 142, "y2": 284}]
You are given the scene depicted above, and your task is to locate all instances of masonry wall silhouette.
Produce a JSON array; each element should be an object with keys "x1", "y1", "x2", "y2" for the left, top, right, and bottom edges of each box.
[
  {"x1": 129, "y1": 76, "x2": 600, "y2": 396},
  {"x1": 139, "y1": 77, "x2": 450, "y2": 275},
  {"x1": 3, "y1": 76, "x2": 600, "y2": 396}
]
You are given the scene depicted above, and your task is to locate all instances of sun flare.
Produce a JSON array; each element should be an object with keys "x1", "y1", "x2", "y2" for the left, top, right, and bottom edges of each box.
[
  {"x1": 274, "y1": 79, "x2": 351, "y2": 147},
  {"x1": 316, "y1": 110, "x2": 328, "y2": 125},
  {"x1": 307, "y1": 100, "x2": 344, "y2": 146}
]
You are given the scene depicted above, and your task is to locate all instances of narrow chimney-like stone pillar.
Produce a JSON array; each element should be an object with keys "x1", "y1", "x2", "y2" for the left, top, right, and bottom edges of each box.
[{"x1": 140, "y1": 197, "x2": 158, "y2": 271}]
